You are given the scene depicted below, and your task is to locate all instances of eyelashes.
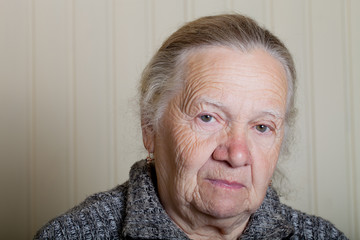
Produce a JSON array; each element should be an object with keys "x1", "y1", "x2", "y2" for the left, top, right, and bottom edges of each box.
[
  {"x1": 195, "y1": 113, "x2": 224, "y2": 132},
  {"x1": 196, "y1": 112, "x2": 276, "y2": 136}
]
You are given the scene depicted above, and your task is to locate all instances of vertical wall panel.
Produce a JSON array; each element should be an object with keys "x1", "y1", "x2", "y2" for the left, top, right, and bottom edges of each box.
[
  {"x1": 106, "y1": 0, "x2": 116, "y2": 189},
  {"x1": 32, "y1": 0, "x2": 70, "y2": 233},
  {"x1": 350, "y1": 0, "x2": 360, "y2": 238},
  {"x1": 343, "y1": 1, "x2": 358, "y2": 238},
  {"x1": 272, "y1": 0, "x2": 314, "y2": 214},
  {"x1": 311, "y1": 0, "x2": 350, "y2": 234},
  {"x1": 66, "y1": 0, "x2": 76, "y2": 209},
  {"x1": 152, "y1": 0, "x2": 185, "y2": 50},
  {"x1": 193, "y1": 0, "x2": 229, "y2": 18},
  {"x1": 74, "y1": 0, "x2": 110, "y2": 203},
  {"x1": 184, "y1": 0, "x2": 194, "y2": 21},
  {"x1": 233, "y1": 0, "x2": 266, "y2": 25},
  {"x1": 303, "y1": 0, "x2": 319, "y2": 217},
  {"x1": 115, "y1": 0, "x2": 149, "y2": 184},
  {"x1": 0, "y1": 0, "x2": 29, "y2": 238}
]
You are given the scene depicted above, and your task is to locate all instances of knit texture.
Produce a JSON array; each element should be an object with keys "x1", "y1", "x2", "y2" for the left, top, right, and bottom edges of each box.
[{"x1": 34, "y1": 160, "x2": 348, "y2": 239}]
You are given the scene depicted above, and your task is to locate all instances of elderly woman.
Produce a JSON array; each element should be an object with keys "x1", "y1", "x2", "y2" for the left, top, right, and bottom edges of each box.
[{"x1": 35, "y1": 14, "x2": 347, "y2": 239}]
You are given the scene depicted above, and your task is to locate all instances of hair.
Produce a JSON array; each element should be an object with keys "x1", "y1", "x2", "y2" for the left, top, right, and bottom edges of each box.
[{"x1": 139, "y1": 14, "x2": 297, "y2": 194}]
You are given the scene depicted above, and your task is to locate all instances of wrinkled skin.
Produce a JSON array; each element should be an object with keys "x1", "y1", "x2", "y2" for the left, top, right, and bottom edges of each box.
[{"x1": 143, "y1": 47, "x2": 288, "y2": 240}]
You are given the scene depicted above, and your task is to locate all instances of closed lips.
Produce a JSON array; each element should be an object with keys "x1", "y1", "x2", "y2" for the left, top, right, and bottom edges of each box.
[{"x1": 207, "y1": 179, "x2": 245, "y2": 189}]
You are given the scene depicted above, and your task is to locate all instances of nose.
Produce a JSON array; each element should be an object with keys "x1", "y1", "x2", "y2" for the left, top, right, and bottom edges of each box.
[{"x1": 212, "y1": 130, "x2": 251, "y2": 168}]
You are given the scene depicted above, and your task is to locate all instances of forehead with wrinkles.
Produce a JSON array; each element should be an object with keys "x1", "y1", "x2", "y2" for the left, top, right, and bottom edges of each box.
[{"x1": 179, "y1": 47, "x2": 288, "y2": 116}]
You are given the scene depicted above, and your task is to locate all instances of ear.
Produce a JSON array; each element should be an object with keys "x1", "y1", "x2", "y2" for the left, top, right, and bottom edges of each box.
[{"x1": 141, "y1": 119, "x2": 155, "y2": 153}]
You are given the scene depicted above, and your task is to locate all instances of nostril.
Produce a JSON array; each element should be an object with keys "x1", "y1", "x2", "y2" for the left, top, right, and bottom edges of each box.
[{"x1": 212, "y1": 145, "x2": 228, "y2": 161}]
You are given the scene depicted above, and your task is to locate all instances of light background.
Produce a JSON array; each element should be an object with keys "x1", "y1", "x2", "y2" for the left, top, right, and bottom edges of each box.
[{"x1": 0, "y1": 0, "x2": 359, "y2": 239}]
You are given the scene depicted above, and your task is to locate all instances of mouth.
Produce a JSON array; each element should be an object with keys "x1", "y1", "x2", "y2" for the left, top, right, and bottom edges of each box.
[{"x1": 207, "y1": 178, "x2": 245, "y2": 190}]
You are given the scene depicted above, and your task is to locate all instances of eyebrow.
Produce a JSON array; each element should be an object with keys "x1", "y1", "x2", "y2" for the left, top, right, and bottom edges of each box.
[
  {"x1": 256, "y1": 110, "x2": 284, "y2": 120},
  {"x1": 195, "y1": 97, "x2": 224, "y2": 108},
  {"x1": 194, "y1": 97, "x2": 284, "y2": 120}
]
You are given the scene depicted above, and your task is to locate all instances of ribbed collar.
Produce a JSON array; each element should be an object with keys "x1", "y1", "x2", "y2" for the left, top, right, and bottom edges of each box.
[
  {"x1": 122, "y1": 160, "x2": 294, "y2": 239},
  {"x1": 240, "y1": 188, "x2": 294, "y2": 239},
  {"x1": 122, "y1": 160, "x2": 189, "y2": 239}
]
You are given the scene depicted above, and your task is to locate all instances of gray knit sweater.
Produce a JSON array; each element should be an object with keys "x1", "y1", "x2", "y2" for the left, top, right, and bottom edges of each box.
[{"x1": 34, "y1": 160, "x2": 348, "y2": 239}]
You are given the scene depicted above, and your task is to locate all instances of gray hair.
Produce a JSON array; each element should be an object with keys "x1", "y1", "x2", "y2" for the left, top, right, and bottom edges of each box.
[{"x1": 139, "y1": 14, "x2": 297, "y2": 193}]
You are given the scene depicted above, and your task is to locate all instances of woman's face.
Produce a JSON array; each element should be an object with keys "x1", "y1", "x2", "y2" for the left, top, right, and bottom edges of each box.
[{"x1": 151, "y1": 47, "x2": 288, "y2": 222}]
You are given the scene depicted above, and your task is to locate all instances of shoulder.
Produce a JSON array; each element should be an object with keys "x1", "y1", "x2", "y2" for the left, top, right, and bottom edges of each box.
[
  {"x1": 279, "y1": 202, "x2": 348, "y2": 239},
  {"x1": 252, "y1": 187, "x2": 349, "y2": 239},
  {"x1": 34, "y1": 182, "x2": 128, "y2": 240}
]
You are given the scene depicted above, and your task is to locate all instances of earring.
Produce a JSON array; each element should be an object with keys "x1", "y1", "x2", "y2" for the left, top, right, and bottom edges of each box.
[{"x1": 146, "y1": 152, "x2": 154, "y2": 164}]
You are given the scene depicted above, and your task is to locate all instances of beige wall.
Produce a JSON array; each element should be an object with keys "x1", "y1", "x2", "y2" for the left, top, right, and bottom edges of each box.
[{"x1": 1, "y1": 0, "x2": 359, "y2": 239}]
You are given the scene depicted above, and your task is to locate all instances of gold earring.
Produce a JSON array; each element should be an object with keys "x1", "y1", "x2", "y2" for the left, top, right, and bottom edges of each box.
[{"x1": 146, "y1": 152, "x2": 154, "y2": 164}]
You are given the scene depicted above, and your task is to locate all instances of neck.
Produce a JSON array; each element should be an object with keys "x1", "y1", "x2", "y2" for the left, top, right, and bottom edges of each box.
[{"x1": 165, "y1": 203, "x2": 251, "y2": 240}]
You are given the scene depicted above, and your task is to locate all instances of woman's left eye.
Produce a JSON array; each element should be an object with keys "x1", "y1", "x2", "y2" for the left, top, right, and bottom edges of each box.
[
  {"x1": 255, "y1": 124, "x2": 269, "y2": 133},
  {"x1": 200, "y1": 114, "x2": 214, "y2": 123}
]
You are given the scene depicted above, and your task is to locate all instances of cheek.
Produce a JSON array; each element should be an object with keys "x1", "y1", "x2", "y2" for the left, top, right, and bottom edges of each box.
[
  {"x1": 167, "y1": 124, "x2": 216, "y2": 202},
  {"x1": 167, "y1": 110, "x2": 221, "y2": 169},
  {"x1": 249, "y1": 133, "x2": 283, "y2": 181},
  {"x1": 170, "y1": 122, "x2": 215, "y2": 169},
  {"x1": 171, "y1": 126, "x2": 198, "y2": 166}
]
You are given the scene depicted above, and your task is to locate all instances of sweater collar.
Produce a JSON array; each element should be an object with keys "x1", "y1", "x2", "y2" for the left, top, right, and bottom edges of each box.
[
  {"x1": 240, "y1": 187, "x2": 294, "y2": 239},
  {"x1": 122, "y1": 160, "x2": 294, "y2": 239},
  {"x1": 122, "y1": 160, "x2": 189, "y2": 239}
]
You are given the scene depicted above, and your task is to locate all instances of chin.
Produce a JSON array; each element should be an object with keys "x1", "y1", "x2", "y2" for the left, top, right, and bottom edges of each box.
[{"x1": 200, "y1": 197, "x2": 251, "y2": 219}]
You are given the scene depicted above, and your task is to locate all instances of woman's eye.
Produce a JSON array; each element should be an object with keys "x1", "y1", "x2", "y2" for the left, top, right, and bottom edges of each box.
[
  {"x1": 255, "y1": 124, "x2": 269, "y2": 133},
  {"x1": 200, "y1": 114, "x2": 214, "y2": 123}
]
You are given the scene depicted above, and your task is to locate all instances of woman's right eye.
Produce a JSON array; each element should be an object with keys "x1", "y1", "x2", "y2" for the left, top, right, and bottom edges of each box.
[{"x1": 200, "y1": 114, "x2": 214, "y2": 123}]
